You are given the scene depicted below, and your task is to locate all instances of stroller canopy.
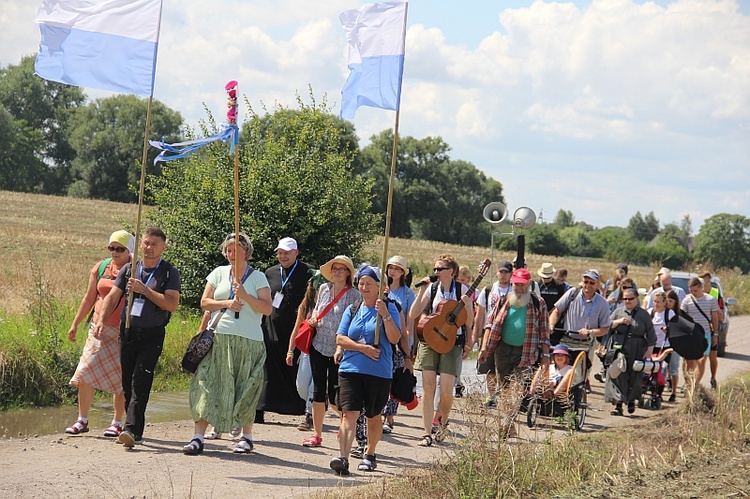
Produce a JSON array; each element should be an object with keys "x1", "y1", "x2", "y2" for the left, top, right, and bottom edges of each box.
[{"x1": 668, "y1": 315, "x2": 708, "y2": 360}]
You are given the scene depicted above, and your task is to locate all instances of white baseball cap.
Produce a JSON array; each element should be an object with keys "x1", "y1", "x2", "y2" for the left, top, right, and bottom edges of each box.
[{"x1": 275, "y1": 237, "x2": 298, "y2": 251}]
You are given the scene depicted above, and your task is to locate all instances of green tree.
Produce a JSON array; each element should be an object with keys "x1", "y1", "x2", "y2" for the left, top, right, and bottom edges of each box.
[
  {"x1": 68, "y1": 95, "x2": 183, "y2": 202},
  {"x1": 360, "y1": 131, "x2": 504, "y2": 245},
  {"x1": 553, "y1": 209, "x2": 575, "y2": 227},
  {"x1": 525, "y1": 223, "x2": 567, "y2": 256},
  {"x1": 627, "y1": 210, "x2": 660, "y2": 241},
  {"x1": 0, "y1": 106, "x2": 46, "y2": 191},
  {"x1": 148, "y1": 99, "x2": 379, "y2": 307},
  {"x1": 694, "y1": 214, "x2": 750, "y2": 273},
  {"x1": 0, "y1": 55, "x2": 86, "y2": 194},
  {"x1": 559, "y1": 225, "x2": 598, "y2": 257}
]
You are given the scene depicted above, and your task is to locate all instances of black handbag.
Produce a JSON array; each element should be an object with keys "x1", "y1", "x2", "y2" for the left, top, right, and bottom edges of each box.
[{"x1": 181, "y1": 309, "x2": 225, "y2": 373}]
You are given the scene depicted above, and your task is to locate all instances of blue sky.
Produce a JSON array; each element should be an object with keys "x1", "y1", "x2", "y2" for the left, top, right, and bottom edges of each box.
[{"x1": 2, "y1": 0, "x2": 749, "y2": 233}]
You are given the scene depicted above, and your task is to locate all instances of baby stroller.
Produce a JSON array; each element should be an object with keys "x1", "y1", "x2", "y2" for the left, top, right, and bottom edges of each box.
[
  {"x1": 525, "y1": 351, "x2": 588, "y2": 431},
  {"x1": 638, "y1": 350, "x2": 671, "y2": 410}
]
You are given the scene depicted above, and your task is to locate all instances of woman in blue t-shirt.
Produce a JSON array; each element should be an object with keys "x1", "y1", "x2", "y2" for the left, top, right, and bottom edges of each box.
[{"x1": 329, "y1": 265, "x2": 402, "y2": 476}]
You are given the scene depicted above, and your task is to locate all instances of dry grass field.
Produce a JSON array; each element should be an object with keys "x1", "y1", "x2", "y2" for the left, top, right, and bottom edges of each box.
[{"x1": 0, "y1": 189, "x2": 719, "y2": 316}]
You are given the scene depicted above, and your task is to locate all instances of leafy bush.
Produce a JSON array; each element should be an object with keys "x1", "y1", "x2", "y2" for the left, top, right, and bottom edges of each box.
[{"x1": 147, "y1": 96, "x2": 379, "y2": 306}]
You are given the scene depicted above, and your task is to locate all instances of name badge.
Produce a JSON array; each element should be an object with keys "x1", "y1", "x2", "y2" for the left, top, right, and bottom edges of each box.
[
  {"x1": 272, "y1": 292, "x2": 284, "y2": 309},
  {"x1": 131, "y1": 298, "x2": 146, "y2": 317}
]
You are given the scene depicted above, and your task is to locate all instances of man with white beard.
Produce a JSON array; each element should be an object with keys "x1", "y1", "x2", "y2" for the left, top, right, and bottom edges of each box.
[{"x1": 478, "y1": 268, "x2": 551, "y2": 390}]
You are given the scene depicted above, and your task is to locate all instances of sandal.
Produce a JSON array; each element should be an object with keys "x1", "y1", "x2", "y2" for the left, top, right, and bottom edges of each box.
[
  {"x1": 183, "y1": 438, "x2": 204, "y2": 455},
  {"x1": 357, "y1": 454, "x2": 377, "y2": 471},
  {"x1": 233, "y1": 436, "x2": 253, "y2": 454},
  {"x1": 302, "y1": 434, "x2": 322, "y2": 448},
  {"x1": 418, "y1": 434, "x2": 433, "y2": 447},
  {"x1": 350, "y1": 444, "x2": 365, "y2": 458},
  {"x1": 65, "y1": 419, "x2": 89, "y2": 435},
  {"x1": 330, "y1": 456, "x2": 350, "y2": 476},
  {"x1": 103, "y1": 422, "x2": 122, "y2": 437}
]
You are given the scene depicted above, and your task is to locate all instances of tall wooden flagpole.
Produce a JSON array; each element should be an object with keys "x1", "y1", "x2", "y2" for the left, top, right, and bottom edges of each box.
[
  {"x1": 374, "y1": 2, "x2": 409, "y2": 347},
  {"x1": 125, "y1": 95, "x2": 154, "y2": 329},
  {"x1": 226, "y1": 81, "x2": 241, "y2": 316}
]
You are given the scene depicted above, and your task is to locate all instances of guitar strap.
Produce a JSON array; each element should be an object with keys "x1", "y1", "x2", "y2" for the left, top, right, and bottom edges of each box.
[{"x1": 429, "y1": 280, "x2": 466, "y2": 341}]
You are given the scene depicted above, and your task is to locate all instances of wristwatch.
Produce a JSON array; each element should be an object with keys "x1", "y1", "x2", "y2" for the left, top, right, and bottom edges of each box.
[
  {"x1": 542, "y1": 353, "x2": 550, "y2": 358},
  {"x1": 383, "y1": 315, "x2": 392, "y2": 322}
]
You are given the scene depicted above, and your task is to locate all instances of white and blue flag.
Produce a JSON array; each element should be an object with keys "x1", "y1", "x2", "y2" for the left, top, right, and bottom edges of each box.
[
  {"x1": 34, "y1": 0, "x2": 163, "y2": 96},
  {"x1": 339, "y1": 1, "x2": 408, "y2": 120}
]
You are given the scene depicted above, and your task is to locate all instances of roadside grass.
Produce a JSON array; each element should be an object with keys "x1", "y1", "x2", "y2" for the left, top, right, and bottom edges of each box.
[{"x1": 321, "y1": 374, "x2": 750, "y2": 498}]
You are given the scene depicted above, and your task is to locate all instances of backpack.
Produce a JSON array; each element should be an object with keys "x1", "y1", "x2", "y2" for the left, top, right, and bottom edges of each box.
[
  {"x1": 550, "y1": 287, "x2": 580, "y2": 345},
  {"x1": 349, "y1": 299, "x2": 400, "y2": 347},
  {"x1": 84, "y1": 258, "x2": 113, "y2": 327}
]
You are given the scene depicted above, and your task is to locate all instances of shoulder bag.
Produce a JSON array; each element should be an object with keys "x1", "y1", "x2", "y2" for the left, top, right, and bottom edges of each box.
[
  {"x1": 294, "y1": 286, "x2": 350, "y2": 355},
  {"x1": 182, "y1": 309, "x2": 225, "y2": 373}
]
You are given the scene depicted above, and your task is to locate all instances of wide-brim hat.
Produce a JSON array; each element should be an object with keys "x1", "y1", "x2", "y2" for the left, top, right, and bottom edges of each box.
[
  {"x1": 386, "y1": 255, "x2": 410, "y2": 275},
  {"x1": 320, "y1": 255, "x2": 355, "y2": 282},
  {"x1": 537, "y1": 262, "x2": 555, "y2": 279}
]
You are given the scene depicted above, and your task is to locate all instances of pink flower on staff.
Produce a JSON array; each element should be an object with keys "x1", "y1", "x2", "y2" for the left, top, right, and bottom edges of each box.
[
  {"x1": 225, "y1": 80, "x2": 238, "y2": 99},
  {"x1": 227, "y1": 108, "x2": 237, "y2": 122}
]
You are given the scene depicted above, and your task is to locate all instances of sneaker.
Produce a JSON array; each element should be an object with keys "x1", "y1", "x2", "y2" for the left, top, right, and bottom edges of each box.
[
  {"x1": 183, "y1": 438, "x2": 204, "y2": 455},
  {"x1": 302, "y1": 434, "x2": 322, "y2": 448},
  {"x1": 65, "y1": 419, "x2": 89, "y2": 435},
  {"x1": 594, "y1": 372, "x2": 604, "y2": 383},
  {"x1": 434, "y1": 422, "x2": 449, "y2": 443},
  {"x1": 233, "y1": 437, "x2": 253, "y2": 454},
  {"x1": 103, "y1": 422, "x2": 122, "y2": 437},
  {"x1": 297, "y1": 413, "x2": 313, "y2": 432},
  {"x1": 430, "y1": 419, "x2": 440, "y2": 434},
  {"x1": 382, "y1": 422, "x2": 393, "y2": 434},
  {"x1": 710, "y1": 379, "x2": 717, "y2": 390},
  {"x1": 350, "y1": 444, "x2": 365, "y2": 458},
  {"x1": 357, "y1": 454, "x2": 377, "y2": 471},
  {"x1": 668, "y1": 393, "x2": 677, "y2": 403},
  {"x1": 330, "y1": 456, "x2": 350, "y2": 476},
  {"x1": 117, "y1": 430, "x2": 135, "y2": 448}
]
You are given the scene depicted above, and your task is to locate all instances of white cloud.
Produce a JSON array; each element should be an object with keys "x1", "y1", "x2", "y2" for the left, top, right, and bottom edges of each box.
[{"x1": 1, "y1": 0, "x2": 748, "y2": 231}]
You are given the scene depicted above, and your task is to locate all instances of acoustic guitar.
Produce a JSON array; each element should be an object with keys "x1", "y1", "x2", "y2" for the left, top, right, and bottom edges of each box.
[{"x1": 417, "y1": 259, "x2": 491, "y2": 354}]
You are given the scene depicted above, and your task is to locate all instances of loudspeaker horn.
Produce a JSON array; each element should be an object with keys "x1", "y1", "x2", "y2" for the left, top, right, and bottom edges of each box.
[
  {"x1": 482, "y1": 202, "x2": 508, "y2": 227},
  {"x1": 512, "y1": 207, "x2": 537, "y2": 229}
]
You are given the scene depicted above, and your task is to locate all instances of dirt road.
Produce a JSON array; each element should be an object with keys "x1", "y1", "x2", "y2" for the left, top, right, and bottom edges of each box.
[{"x1": 2, "y1": 316, "x2": 748, "y2": 498}]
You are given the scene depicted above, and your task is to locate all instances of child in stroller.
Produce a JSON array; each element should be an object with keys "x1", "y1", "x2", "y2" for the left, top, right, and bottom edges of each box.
[{"x1": 639, "y1": 348, "x2": 672, "y2": 410}]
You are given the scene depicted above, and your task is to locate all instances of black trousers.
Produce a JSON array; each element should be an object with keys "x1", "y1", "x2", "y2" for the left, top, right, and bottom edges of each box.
[{"x1": 120, "y1": 324, "x2": 166, "y2": 437}]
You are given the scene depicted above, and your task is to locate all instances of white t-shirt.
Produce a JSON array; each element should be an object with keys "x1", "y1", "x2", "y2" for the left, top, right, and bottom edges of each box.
[
  {"x1": 476, "y1": 281, "x2": 512, "y2": 323},
  {"x1": 648, "y1": 308, "x2": 675, "y2": 348}
]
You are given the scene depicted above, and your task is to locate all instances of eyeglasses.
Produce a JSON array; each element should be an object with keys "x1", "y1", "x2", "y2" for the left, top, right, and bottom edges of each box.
[
  {"x1": 497, "y1": 269, "x2": 510, "y2": 274},
  {"x1": 622, "y1": 297, "x2": 637, "y2": 301},
  {"x1": 434, "y1": 267, "x2": 450, "y2": 272},
  {"x1": 582, "y1": 280, "x2": 597, "y2": 286},
  {"x1": 621, "y1": 286, "x2": 633, "y2": 290},
  {"x1": 107, "y1": 245, "x2": 127, "y2": 253},
  {"x1": 224, "y1": 233, "x2": 248, "y2": 243},
  {"x1": 331, "y1": 266, "x2": 349, "y2": 273}
]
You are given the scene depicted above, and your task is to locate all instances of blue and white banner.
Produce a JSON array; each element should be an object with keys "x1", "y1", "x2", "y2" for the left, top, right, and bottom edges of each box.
[
  {"x1": 34, "y1": 0, "x2": 163, "y2": 96},
  {"x1": 339, "y1": 1, "x2": 408, "y2": 120},
  {"x1": 149, "y1": 124, "x2": 239, "y2": 165}
]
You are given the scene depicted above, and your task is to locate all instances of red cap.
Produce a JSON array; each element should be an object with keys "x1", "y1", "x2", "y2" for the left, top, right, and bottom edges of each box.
[{"x1": 510, "y1": 268, "x2": 532, "y2": 284}]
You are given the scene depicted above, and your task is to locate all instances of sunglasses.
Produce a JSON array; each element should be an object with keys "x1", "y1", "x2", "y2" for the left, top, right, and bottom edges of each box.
[
  {"x1": 107, "y1": 245, "x2": 127, "y2": 253},
  {"x1": 621, "y1": 286, "x2": 633, "y2": 289},
  {"x1": 224, "y1": 233, "x2": 248, "y2": 244},
  {"x1": 497, "y1": 269, "x2": 510, "y2": 274},
  {"x1": 622, "y1": 297, "x2": 637, "y2": 301},
  {"x1": 434, "y1": 267, "x2": 450, "y2": 272}
]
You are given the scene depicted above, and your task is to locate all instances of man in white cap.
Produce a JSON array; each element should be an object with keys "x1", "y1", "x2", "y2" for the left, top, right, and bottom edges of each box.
[{"x1": 256, "y1": 237, "x2": 311, "y2": 425}]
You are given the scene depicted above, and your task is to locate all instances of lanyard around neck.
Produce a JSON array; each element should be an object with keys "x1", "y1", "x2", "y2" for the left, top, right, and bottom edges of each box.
[{"x1": 280, "y1": 260, "x2": 299, "y2": 289}]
